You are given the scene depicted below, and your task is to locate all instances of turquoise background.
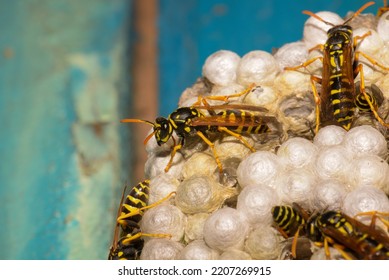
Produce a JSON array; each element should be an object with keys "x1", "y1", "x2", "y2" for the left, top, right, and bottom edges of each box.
[
  {"x1": 0, "y1": 0, "x2": 377, "y2": 259},
  {"x1": 158, "y1": 0, "x2": 378, "y2": 116}
]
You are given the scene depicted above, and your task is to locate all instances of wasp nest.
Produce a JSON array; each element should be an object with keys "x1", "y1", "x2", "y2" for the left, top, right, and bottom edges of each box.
[{"x1": 131, "y1": 8, "x2": 389, "y2": 260}]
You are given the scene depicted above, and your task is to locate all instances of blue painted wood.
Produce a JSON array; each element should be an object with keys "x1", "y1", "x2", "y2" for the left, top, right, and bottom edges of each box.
[
  {"x1": 0, "y1": 0, "x2": 132, "y2": 259},
  {"x1": 158, "y1": 0, "x2": 377, "y2": 116}
]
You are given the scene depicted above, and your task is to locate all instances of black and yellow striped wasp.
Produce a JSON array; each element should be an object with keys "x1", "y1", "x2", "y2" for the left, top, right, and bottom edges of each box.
[
  {"x1": 271, "y1": 205, "x2": 313, "y2": 259},
  {"x1": 121, "y1": 85, "x2": 281, "y2": 173},
  {"x1": 307, "y1": 210, "x2": 389, "y2": 260},
  {"x1": 272, "y1": 204, "x2": 306, "y2": 239},
  {"x1": 272, "y1": 204, "x2": 389, "y2": 260},
  {"x1": 108, "y1": 180, "x2": 175, "y2": 260},
  {"x1": 285, "y1": 1, "x2": 389, "y2": 133}
]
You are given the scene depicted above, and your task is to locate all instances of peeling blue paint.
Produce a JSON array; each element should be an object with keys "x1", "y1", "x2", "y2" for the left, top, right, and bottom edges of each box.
[{"x1": 0, "y1": 0, "x2": 132, "y2": 259}]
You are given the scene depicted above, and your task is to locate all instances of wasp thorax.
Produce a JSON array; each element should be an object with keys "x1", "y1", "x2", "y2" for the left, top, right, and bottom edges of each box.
[{"x1": 327, "y1": 24, "x2": 352, "y2": 36}]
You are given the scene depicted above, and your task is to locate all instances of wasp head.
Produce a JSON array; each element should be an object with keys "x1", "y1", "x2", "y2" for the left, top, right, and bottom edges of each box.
[{"x1": 154, "y1": 117, "x2": 173, "y2": 145}]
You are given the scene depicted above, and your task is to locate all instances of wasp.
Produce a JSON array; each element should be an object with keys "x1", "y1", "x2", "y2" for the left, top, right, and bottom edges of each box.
[
  {"x1": 354, "y1": 82, "x2": 384, "y2": 113},
  {"x1": 285, "y1": 1, "x2": 389, "y2": 133},
  {"x1": 121, "y1": 86, "x2": 280, "y2": 173},
  {"x1": 307, "y1": 210, "x2": 389, "y2": 260},
  {"x1": 108, "y1": 181, "x2": 175, "y2": 260},
  {"x1": 272, "y1": 205, "x2": 314, "y2": 260},
  {"x1": 272, "y1": 204, "x2": 389, "y2": 260},
  {"x1": 117, "y1": 179, "x2": 175, "y2": 231}
]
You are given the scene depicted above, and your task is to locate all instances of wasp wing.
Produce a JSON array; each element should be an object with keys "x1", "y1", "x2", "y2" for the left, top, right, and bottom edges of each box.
[
  {"x1": 319, "y1": 213, "x2": 389, "y2": 260},
  {"x1": 190, "y1": 116, "x2": 281, "y2": 130},
  {"x1": 193, "y1": 104, "x2": 269, "y2": 113},
  {"x1": 108, "y1": 184, "x2": 128, "y2": 259}
]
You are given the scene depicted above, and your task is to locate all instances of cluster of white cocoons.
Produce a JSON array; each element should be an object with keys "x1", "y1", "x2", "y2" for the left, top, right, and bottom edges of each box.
[
  {"x1": 136, "y1": 8, "x2": 389, "y2": 260},
  {"x1": 140, "y1": 125, "x2": 389, "y2": 260}
]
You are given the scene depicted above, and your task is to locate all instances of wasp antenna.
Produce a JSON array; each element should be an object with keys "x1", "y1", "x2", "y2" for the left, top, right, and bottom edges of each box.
[
  {"x1": 302, "y1": 10, "x2": 335, "y2": 26},
  {"x1": 344, "y1": 1, "x2": 375, "y2": 24},
  {"x1": 143, "y1": 130, "x2": 156, "y2": 145},
  {"x1": 120, "y1": 118, "x2": 155, "y2": 126}
]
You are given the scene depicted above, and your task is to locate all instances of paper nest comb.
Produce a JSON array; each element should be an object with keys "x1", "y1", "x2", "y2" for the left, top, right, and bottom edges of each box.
[{"x1": 134, "y1": 9, "x2": 389, "y2": 260}]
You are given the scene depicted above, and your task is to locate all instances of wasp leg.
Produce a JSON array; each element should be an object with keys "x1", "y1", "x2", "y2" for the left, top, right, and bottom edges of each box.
[
  {"x1": 308, "y1": 75, "x2": 322, "y2": 133},
  {"x1": 331, "y1": 242, "x2": 356, "y2": 260},
  {"x1": 354, "y1": 211, "x2": 389, "y2": 232},
  {"x1": 312, "y1": 239, "x2": 350, "y2": 260},
  {"x1": 291, "y1": 227, "x2": 301, "y2": 259},
  {"x1": 284, "y1": 57, "x2": 323, "y2": 134},
  {"x1": 356, "y1": 51, "x2": 389, "y2": 72},
  {"x1": 353, "y1": 31, "x2": 372, "y2": 48},
  {"x1": 196, "y1": 130, "x2": 223, "y2": 173},
  {"x1": 323, "y1": 238, "x2": 331, "y2": 260},
  {"x1": 275, "y1": 226, "x2": 290, "y2": 239},
  {"x1": 217, "y1": 126, "x2": 255, "y2": 152},
  {"x1": 164, "y1": 137, "x2": 182, "y2": 172},
  {"x1": 196, "y1": 83, "x2": 257, "y2": 104},
  {"x1": 117, "y1": 191, "x2": 176, "y2": 223},
  {"x1": 121, "y1": 232, "x2": 171, "y2": 245},
  {"x1": 284, "y1": 56, "x2": 323, "y2": 72},
  {"x1": 356, "y1": 64, "x2": 389, "y2": 128},
  {"x1": 285, "y1": 55, "x2": 323, "y2": 134},
  {"x1": 194, "y1": 96, "x2": 218, "y2": 116},
  {"x1": 308, "y1": 43, "x2": 325, "y2": 53}
]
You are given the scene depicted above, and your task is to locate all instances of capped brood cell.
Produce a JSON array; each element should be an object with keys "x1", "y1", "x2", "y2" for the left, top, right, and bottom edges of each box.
[{"x1": 116, "y1": 4, "x2": 389, "y2": 261}]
